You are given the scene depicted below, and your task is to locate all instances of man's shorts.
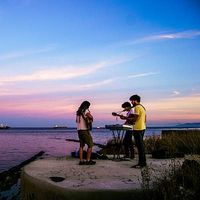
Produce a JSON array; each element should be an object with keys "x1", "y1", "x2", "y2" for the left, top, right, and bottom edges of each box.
[{"x1": 78, "y1": 130, "x2": 94, "y2": 148}]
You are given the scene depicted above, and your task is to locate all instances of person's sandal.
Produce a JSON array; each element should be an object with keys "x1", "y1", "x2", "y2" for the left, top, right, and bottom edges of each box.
[{"x1": 85, "y1": 160, "x2": 96, "y2": 165}]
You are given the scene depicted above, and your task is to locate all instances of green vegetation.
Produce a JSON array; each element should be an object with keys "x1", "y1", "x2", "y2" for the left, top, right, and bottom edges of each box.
[
  {"x1": 145, "y1": 130, "x2": 200, "y2": 158},
  {"x1": 100, "y1": 130, "x2": 200, "y2": 158}
]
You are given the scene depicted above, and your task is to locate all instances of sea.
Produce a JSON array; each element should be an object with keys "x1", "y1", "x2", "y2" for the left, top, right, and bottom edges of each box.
[
  {"x1": 0, "y1": 127, "x2": 112, "y2": 172},
  {"x1": 0, "y1": 126, "x2": 194, "y2": 173}
]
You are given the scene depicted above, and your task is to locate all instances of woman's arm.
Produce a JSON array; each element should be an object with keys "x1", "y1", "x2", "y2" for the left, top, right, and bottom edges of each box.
[{"x1": 85, "y1": 112, "x2": 93, "y2": 121}]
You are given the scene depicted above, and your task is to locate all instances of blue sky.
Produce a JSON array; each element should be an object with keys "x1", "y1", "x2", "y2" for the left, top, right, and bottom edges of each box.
[{"x1": 0, "y1": 0, "x2": 200, "y2": 127}]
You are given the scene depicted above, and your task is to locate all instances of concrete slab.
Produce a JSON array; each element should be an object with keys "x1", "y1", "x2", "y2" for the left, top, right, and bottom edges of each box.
[{"x1": 21, "y1": 156, "x2": 182, "y2": 200}]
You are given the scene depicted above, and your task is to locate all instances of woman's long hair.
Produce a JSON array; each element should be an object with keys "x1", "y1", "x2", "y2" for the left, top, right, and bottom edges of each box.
[{"x1": 76, "y1": 101, "x2": 90, "y2": 116}]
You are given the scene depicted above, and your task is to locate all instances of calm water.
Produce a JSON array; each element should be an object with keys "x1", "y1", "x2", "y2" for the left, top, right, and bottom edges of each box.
[{"x1": 0, "y1": 127, "x2": 183, "y2": 173}]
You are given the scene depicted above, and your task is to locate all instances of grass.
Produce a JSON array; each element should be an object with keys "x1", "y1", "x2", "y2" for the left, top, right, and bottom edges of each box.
[
  {"x1": 144, "y1": 130, "x2": 200, "y2": 158},
  {"x1": 140, "y1": 158, "x2": 200, "y2": 200}
]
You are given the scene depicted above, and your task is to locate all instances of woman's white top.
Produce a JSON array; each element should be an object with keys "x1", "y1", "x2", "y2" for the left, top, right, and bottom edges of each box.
[{"x1": 76, "y1": 109, "x2": 89, "y2": 130}]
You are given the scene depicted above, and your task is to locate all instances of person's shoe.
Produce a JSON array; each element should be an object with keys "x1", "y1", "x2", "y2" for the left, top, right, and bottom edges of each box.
[
  {"x1": 131, "y1": 164, "x2": 140, "y2": 168},
  {"x1": 79, "y1": 160, "x2": 86, "y2": 165},
  {"x1": 85, "y1": 160, "x2": 96, "y2": 165},
  {"x1": 131, "y1": 164, "x2": 147, "y2": 168}
]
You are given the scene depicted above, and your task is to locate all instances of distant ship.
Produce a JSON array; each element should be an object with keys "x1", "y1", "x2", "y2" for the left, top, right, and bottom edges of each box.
[
  {"x1": 53, "y1": 125, "x2": 68, "y2": 129},
  {"x1": 0, "y1": 123, "x2": 10, "y2": 129}
]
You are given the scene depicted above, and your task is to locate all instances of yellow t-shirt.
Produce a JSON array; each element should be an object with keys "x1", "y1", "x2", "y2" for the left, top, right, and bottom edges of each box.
[{"x1": 134, "y1": 105, "x2": 146, "y2": 130}]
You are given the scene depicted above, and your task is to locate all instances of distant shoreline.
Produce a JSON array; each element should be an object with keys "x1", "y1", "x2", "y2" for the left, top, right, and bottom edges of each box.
[{"x1": 2, "y1": 126, "x2": 200, "y2": 129}]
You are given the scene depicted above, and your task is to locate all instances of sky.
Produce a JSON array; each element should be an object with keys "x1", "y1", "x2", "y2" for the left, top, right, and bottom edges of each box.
[{"x1": 0, "y1": 0, "x2": 200, "y2": 127}]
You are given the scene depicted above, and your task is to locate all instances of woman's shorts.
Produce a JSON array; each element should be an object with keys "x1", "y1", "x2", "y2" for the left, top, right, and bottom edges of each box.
[{"x1": 78, "y1": 130, "x2": 94, "y2": 148}]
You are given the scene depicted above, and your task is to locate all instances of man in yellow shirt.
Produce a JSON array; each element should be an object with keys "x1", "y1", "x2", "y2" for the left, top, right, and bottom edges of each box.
[{"x1": 129, "y1": 95, "x2": 147, "y2": 168}]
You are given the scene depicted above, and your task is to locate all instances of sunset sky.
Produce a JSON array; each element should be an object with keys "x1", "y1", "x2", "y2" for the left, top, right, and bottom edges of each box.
[{"x1": 0, "y1": 0, "x2": 200, "y2": 127}]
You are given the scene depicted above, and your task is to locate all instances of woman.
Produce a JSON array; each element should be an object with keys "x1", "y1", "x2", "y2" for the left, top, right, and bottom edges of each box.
[{"x1": 76, "y1": 101, "x2": 96, "y2": 165}]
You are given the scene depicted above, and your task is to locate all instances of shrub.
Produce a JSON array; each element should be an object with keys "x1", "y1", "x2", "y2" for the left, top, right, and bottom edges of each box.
[
  {"x1": 144, "y1": 130, "x2": 200, "y2": 158},
  {"x1": 140, "y1": 158, "x2": 200, "y2": 200}
]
